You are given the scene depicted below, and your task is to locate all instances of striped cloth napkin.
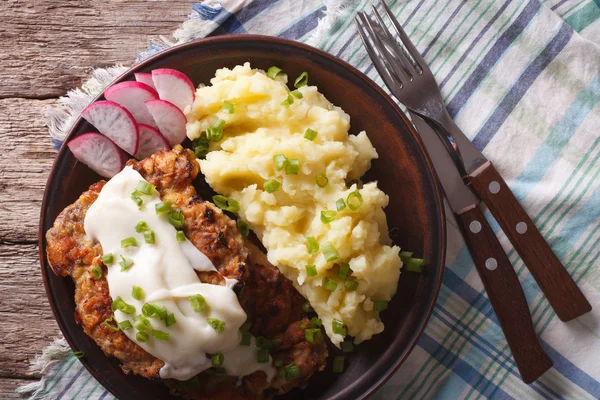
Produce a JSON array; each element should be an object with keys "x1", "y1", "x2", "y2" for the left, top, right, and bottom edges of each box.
[{"x1": 21, "y1": 0, "x2": 600, "y2": 399}]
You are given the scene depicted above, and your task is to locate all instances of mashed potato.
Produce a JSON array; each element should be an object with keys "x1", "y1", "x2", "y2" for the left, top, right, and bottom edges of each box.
[{"x1": 186, "y1": 63, "x2": 402, "y2": 347}]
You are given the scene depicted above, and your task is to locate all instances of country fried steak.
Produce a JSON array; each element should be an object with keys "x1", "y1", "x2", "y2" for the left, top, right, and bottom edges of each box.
[{"x1": 46, "y1": 146, "x2": 327, "y2": 399}]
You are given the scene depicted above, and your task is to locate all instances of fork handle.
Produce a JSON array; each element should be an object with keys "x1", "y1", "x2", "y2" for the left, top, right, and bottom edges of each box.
[
  {"x1": 456, "y1": 205, "x2": 552, "y2": 383},
  {"x1": 467, "y1": 161, "x2": 591, "y2": 321}
]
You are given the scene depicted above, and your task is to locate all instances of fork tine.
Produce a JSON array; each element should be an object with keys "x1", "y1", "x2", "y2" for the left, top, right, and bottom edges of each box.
[
  {"x1": 355, "y1": 13, "x2": 401, "y2": 95},
  {"x1": 380, "y1": 0, "x2": 428, "y2": 72}
]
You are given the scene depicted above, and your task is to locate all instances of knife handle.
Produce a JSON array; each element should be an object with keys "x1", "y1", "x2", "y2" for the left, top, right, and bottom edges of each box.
[
  {"x1": 468, "y1": 161, "x2": 591, "y2": 321},
  {"x1": 456, "y1": 205, "x2": 552, "y2": 383}
]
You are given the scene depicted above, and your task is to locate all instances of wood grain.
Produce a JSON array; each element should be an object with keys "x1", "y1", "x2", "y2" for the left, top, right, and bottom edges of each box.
[{"x1": 0, "y1": 378, "x2": 39, "y2": 399}]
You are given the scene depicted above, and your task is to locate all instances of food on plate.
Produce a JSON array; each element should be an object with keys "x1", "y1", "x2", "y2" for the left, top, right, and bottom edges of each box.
[
  {"x1": 151, "y1": 68, "x2": 196, "y2": 112},
  {"x1": 46, "y1": 147, "x2": 327, "y2": 398},
  {"x1": 145, "y1": 99, "x2": 188, "y2": 146},
  {"x1": 134, "y1": 124, "x2": 170, "y2": 160},
  {"x1": 67, "y1": 132, "x2": 126, "y2": 178},
  {"x1": 104, "y1": 81, "x2": 160, "y2": 128},
  {"x1": 186, "y1": 63, "x2": 403, "y2": 347},
  {"x1": 81, "y1": 100, "x2": 140, "y2": 155}
]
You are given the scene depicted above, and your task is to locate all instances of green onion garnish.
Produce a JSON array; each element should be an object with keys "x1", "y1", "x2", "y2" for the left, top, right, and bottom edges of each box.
[
  {"x1": 299, "y1": 322, "x2": 307, "y2": 329},
  {"x1": 144, "y1": 230, "x2": 155, "y2": 244},
  {"x1": 142, "y1": 303, "x2": 167, "y2": 319},
  {"x1": 267, "y1": 66, "x2": 282, "y2": 79},
  {"x1": 222, "y1": 101, "x2": 236, "y2": 114},
  {"x1": 152, "y1": 330, "x2": 170, "y2": 341},
  {"x1": 341, "y1": 340, "x2": 354, "y2": 353},
  {"x1": 373, "y1": 300, "x2": 388, "y2": 312},
  {"x1": 336, "y1": 198, "x2": 346, "y2": 211},
  {"x1": 257, "y1": 348, "x2": 270, "y2": 363},
  {"x1": 111, "y1": 296, "x2": 136, "y2": 315},
  {"x1": 118, "y1": 256, "x2": 134, "y2": 272},
  {"x1": 285, "y1": 363, "x2": 300, "y2": 381},
  {"x1": 320, "y1": 210, "x2": 337, "y2": 224},
  {"x1": 132, "y1": 286, "x2": 145, "y2": 301},
  {"x1": 73, "y1": 351, "x2": 85, "y2": 359},
  {"x1": 207, "y1": 318, "x2": 225, "y2": 333},
  {"x1": 155, "y1": 200, "x2": 173, "y2": 214},
  {"x1": 212, "y1": 353, "x2": 224, "y2": 366},
  {"x1": 91, "y1": 266, "x2": 103, "y2": 280},
  {"x1": 324, "y1": 278, "x2": 338, "y2": 292},
  {"x1": 347, "y1": 179, "x2": 362, "y2": 188},
  {"x1": 207, "y1": 119, "x2": 225, "y2": 142},
  {"x1": 256, "y1": 336, "x2": 280, "y2": 349},
  {"x1": 237, "y1": 220, "x2": 249, "y2": 239},
  {"x1": 121, "y1": 237, "x2": 138, "y2": 248},
  {"x1": 305, "y1": 328, "x2": 322, "y2": 344},
  {"x1": 168, "y1": 210, "x2": 185, "y2": 229},
  {"x1": 294, "y1": 72, "x2": 308, "y2": 88},
  {"x1": 133, "y1": 314, "x2": 152, "y2": 333},
  {"x1": 278, "y1": 366, "x2": 287, "y2": 377},
  {"x1": 136, "y1": 331, "x2": 149, "y2": 343},
  {"x1": 103, "y1": 316, "x2": 120, "y2": 331},
  {"x1": 337, "y1": 262, "x2": 351, "y2": 280},
  {"x1": 389, "y1": 227, "x2": 400, "y2": 238},
  {"x1": 291, "y1": 89, "x2": 303, "y2": 99},
  {"x1": 102, "y1": 253, "x2": 114, "y2": 265},
  {"x1": 285, "y1": 158, "x2": 299, "y2": 175},
  {"x1": 240, "y1": 320, "x2": 252, "y2": 333},
  {"x1": 189, "y1": 294, "x2": 206, "y2": 313},
  {"x1": 399, "y1": 251, "x2": 413, "y2": 263},
  {"x1": 332, "y1": 319, "x2": 346, "y2": 336},
  {"x1": 304, "y1": 128, "x2": 318, "y2": 141},
  {"x1": 118, "y1": 320, "x2": 133, "y2": 330},
  {"x1": 193, "y1": 136, "x2": 210, "y2": 158},
  {"x1": 274, "y1": 359, "x2": 284, "y2": 367},
  {"x1": 302, "y1": 301, "x2": 313, "y2": 313},
  {"x1": 405, "y1": 257, "x2": 425, "y2": 273},
  {"x1": 176, "y1": 230, "x2": 186, "y2": 242},
  {"x1": 281, "y1": 93, "x2": 294, "y2": 107},
  {"x1": 322, "y1": 242, "x2": 339, "y2": 262},
  {"x1": 273, "y1": 154, "x2": 287, "y2": 171},
  {"x1": 310, "y1": 317, "x2": 322, "y2": 328},
  {"x1": 166, "y1": 313, "x2": 176, "y2": 327},
  {"x1": 347, "y1": 190, "x2": 364, "y2": 210},
  {"x1": 345, "y1": 280, "x2": 359, "y2": 291},
  {"x1": 212, "y1": 195, "x2": 240, "y2": 213},
  {"x1": 135, "y1": 221, "x2": 149, "y2": 233},
  {"x1": 333, "y1": 356, "x2": 345, "y2": 373},
  {"x1": 263, "y1": 179, "x2": 281, "y2": 193},
  {"x1": 240, "y1": 334, "x2": 251, "y2": 346},
  {"x1": 306, "y1": 237, "x2": 319, "y2": 253},
  {"x1": 131, "y1": 193, "x2": 143, "y2": 208},
  {"x1": 305, "y1": 264, "x2": 317, "y2": 277},
  {"x1": 136, "y1": 181, "x2": 155, "y2": 195},
  {"x1": 315, "y1": 173, "x2": 328, "y2": 188}
]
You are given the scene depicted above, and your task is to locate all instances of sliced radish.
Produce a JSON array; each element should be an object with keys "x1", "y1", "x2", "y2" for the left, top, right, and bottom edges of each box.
[
  {"x1": 81, "y1": 101, "x2": 139, "y2": 155},
  {"x1": 151, "y1": 68, "x2": 195, "y2": 112},
  {"x1": 68, "y1": 133, "x2": 126, "y2": 178},
  {"x1": 134, "y1": 72, "x2": 156, "y2": 89},
  {"x1": 145, "y1": 100, "x2": 187, "y2": 147},
  {"x1": 104, "y1": 82, "x2": 159, "y2": 128},
  {"x1": 135, "y1": 124, "x2": 170, "y2": 160}
]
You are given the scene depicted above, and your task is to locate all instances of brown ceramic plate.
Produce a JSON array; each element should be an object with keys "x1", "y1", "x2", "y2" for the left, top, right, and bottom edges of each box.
[{"x1": 39, "y1": 35, "x2": 446, "y2": 400}]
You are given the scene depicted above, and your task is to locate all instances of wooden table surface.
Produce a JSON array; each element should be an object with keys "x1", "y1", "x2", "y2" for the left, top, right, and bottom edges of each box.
[{"x1": 0, "y1": 1, "x2": 195, "y2": 396}]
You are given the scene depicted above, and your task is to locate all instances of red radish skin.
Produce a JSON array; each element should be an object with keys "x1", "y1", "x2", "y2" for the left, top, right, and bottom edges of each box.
[
  {"x1": 151, "y1": 68, "x2": 195, "y2": 112},
  {"x1": 67, "y1": 132, "x2": 126, "y2": 178},
  {"x1": 135, "y1": 124, "x2": 170, "y2": 160},
  {"x1": 145, "y1": 100, "x2": 187, "y2": 147},
  {"x1": 105, "y1": 81, "x2": 159, "y2": 128},
  {"x1": 81, "y1": 100, "x2": 140, "y2": 155},
  {"x1": 134, "y1": 73, "x2": 156, "y2": 90}
]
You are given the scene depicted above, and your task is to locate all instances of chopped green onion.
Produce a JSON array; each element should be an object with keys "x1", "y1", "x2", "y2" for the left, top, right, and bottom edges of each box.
[
  {"x1": 256, "y1": 336, "x2": 280, "y2": 349},
  {"x1": 144, "y1": 230, "x2": 155, "y2": 244},
  {"x1": 142, "y1": 303, "x2": 167, "y2": 320},
  {"x1": 305, "y1": 328, "x2": 322, "y2": 344},
  {"x1": 189, "y1": 294, "x2": 206, "y2": 313},
  {"x1": 152, "y1": 330, "x2": 170, "y2": 341},
  {"x1": 135, "y1": 221, "x2": 149, "y2": 233},
  {"x1": 306, "y1": 237, "x2": 319, "y2": 253},
  {"x1": 166, "y1": 313, "x2": 176, "y2": 327},
  {"x1": 324, "y1": 277, "x2": 339, "y2": 292},
  {"x1": 118, "y1": 320, "x2": 133, "y2": 330},
  {"x1": 322, "y1": 242, "x2": 339, "y2": 262},
  {"x1": 332, "y1": 319, "x2": 347, "y2": 336},
  {"x1": 136, "y1": 181, "x2": 155, "y2": 195},
  {"x1": 336, "y1": 198, "x2": 346, "y2": 211},
  {"x1": 155, "y1": 200, "x2": 173, "y2": 214},
  {"x1": 305, "y1": 264, "x2": 317, "y2": 277},
  {"x1": 277, "y1": 366, "x2": 286, "y2": 378},
  {"x1": 285, "y1": 363, "x2": 300, "y2": 381},
  {"x1": 267, "y1": 66, "x2": 282, "y2": 79},
  {"x1": 290, "y1": 89, "x2": 303, "y2": 99},
  {"x1": 168, "y1": 210, "x2": 185, "y2": 229},
  {"x1": 207, "y1": 318, "x2": 226, "y2": 333},
  {"x1": 345, "y1": 280, "x2": 359, "y2": 292},
  {"x1": 131, "y1": 193, "x2": 143, "y2": 208},
  {"x1": 373, "y1": 300, "x2": 388, "y2": 312},
  {"x1": 207, "y1": 119, "x2": 225, "y2": 142},
  {"x1": 237, "y1": 220, "x2": 249, "y2": 239},
  {"x1": 118, "y1": 256, "x2": 134, "y2": 272},
  {"x1": 347, "y1": 190, "x2": 364, "y2": 210},
  {"x1": 176, "y1": 230, "x2": 186, "y2": 242},
  {"x1": 136, "y1": 331, "x2": 149, "y2": 342},
  {"x1": 399, "y1": 251, "x2": 413, "y2": 263},
  {"x1": 263, "y1": 179, "x2": 281, "y2": 193},
  {"x1": 299, "y1": 322, "x2": 307, "y2": 329},
  {"x1": 193, "y1": 136, "x2": 210, "y2": 158},
  {"x1": 320, "y1": 210, "x2": 337, "y2": 224},
  {"x1": 389, "y1": 227, "x2": 400, "y2": 238},
  {"x1": 257, "y1": 348, "x2": 270, "y2": 363},
  {"x1": 102, "y1": 253, "x2": 114, "y2": 265},
  {"x1": 302, "y1": 301, "x2": 313, "y2": 313},
  {"x1": 212, "y1": 353, "x2": 224, "y2": 366},
  {"x1": 212, "y1": 195, "x2": 240, "y2": 213},
  {"x1": 338, "y1": 262, "x2": 351, "y2": 280},
  {"x1": 285, "y1": 158, "x2": 299, "y2": 175},
  {"x1": 73, "y1": 351, "x2": 85, "y2": 359},
  {"x1": 341, "y1": 340, "x2": 354, "y2": 353},
  {"x1": 213, "y1": 118, "x2": 225, "y2": 131},
  {"x1": 91, "y1": 266, "x2": 103, "y2": 280},
  {"x1": 240, "y1": 320, "x2": 252, "y2": 333},
  {"x1": 310, "y1": 317, "x2": 322, "y2": 328},
  {"x1": 274, "y1": 359, "x2": 284, "y2": 367},
  {"x1": 103, "y1": 316, "x2": 120, "y2": 331},
  {"x1": 347, "y1": 179, "x2": 362, "y2": 188},
  {"x1": 240, "y1": 334, "x2": 251, "y2": 346},
  {"x1": 294, "y1": 72, "x2": 308, "y2": 88},
  {"x1": 222, "y1": 101, "x2": 236, "y2": 114},
  {"x1": 111, "y1": 296, "x2": 136, "y2": 315},
  {"x1": 281, "y1": 93, "x2": 294, "y2": 107},
  {"x1": 304, "y1": 128, "x2": 318, "y2": 141},
  {"x1": 121, "y1": 237, "x2": 137, "y2": 248},
  {"x1": 132, "y1": 286, "x2": 145, "y2": 301},
  {"x1": 333, "y1": 356, "x2": 345, "y2": 373},
  {"x1": 133, "y1": 314, "x2": 152, "y2": 333},
  {"x1": 405, "y1": 257, "x2": 425, "y2": 273},
  {"x1": 273, "y1": 154, "x2": 287, "y2": 171},
  {"x1": 315, "y1": 173, "x2": 328, "y2": 188}
]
